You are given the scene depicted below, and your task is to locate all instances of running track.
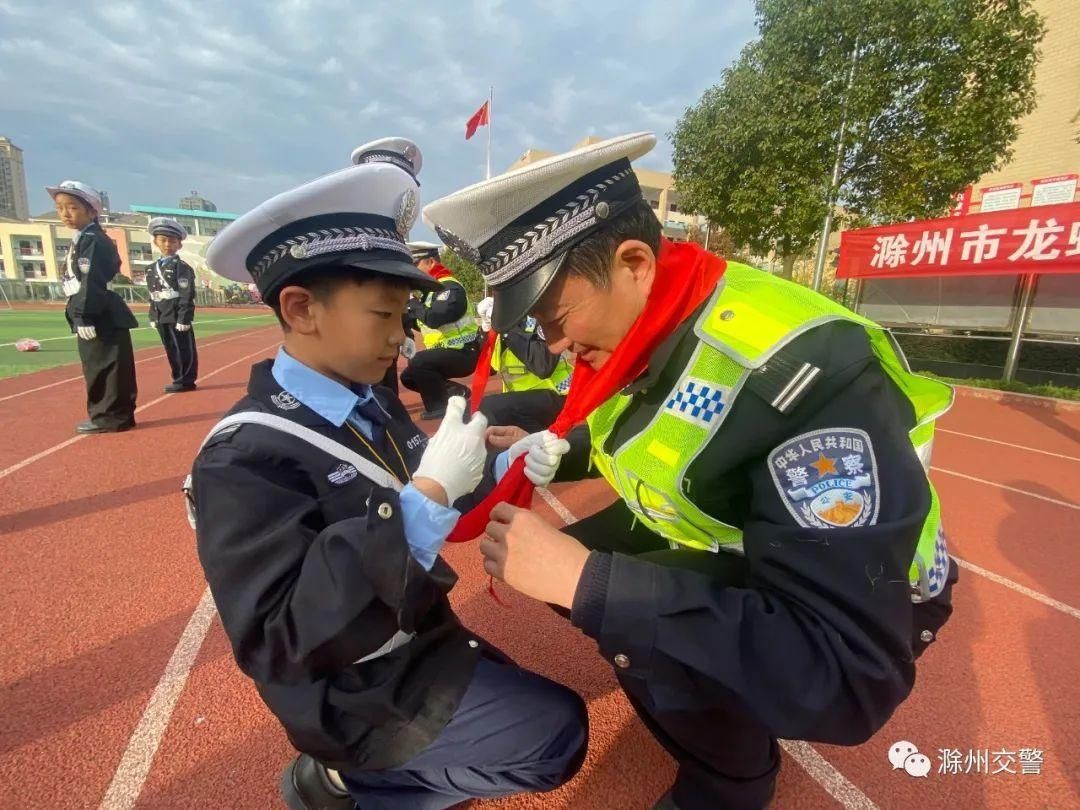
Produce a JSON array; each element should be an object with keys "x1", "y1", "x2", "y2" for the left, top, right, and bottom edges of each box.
[{"x1": 0, "y1": 330, "x2": 1077, "y2": 809}]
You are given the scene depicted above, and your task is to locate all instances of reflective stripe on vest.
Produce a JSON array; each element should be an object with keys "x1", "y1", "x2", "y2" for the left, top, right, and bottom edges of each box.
[
  {"x1": 492, "y1": 319, "x2": 574, "y2": 394},
  {"x1": 586, "y1": 262, "x2": 954, "y2": 603},
  {"x1": 418, "y1": 276, "x2": 479, "y2": 349}
]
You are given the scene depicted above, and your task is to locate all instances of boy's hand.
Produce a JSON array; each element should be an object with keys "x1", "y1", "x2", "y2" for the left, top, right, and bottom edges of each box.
[
  {"x1": 486, "y1": 425, "x2": 527, "y2": 451},
  {"x1": 413, "y1": 397, "x2": 488, "y2": 503}
]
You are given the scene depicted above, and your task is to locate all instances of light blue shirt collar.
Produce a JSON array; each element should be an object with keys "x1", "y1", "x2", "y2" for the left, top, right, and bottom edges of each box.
[{"x1": 271, "y1": 346, "x2": 384, "y2": 428}]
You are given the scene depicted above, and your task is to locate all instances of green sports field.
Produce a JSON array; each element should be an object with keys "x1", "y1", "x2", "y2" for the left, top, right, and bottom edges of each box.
[{"x1": 0, "y1": 306, "x2": 277, "y2": 379}]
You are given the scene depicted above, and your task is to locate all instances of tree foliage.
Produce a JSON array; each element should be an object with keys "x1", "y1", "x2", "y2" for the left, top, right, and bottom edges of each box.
[
  {"x1": 672, "y1": 0, "x2": 1044, "y2": 277},
  {"x1": 438, "y1": 249, "x2": 486, "y2": 302}
]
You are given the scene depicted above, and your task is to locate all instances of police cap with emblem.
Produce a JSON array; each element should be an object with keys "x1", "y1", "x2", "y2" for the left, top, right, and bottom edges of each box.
[
  {"x1": 351, "y1": 136, "x2": 422, "y2": 184},
  {"x1": 45, "y1": 180, "x2": 104, "y2": 216},
  {"x1": 206, "y1": 153, "x2": 438, "y2": 300},
  {"x1": 148, "y1": 216, "x2": 188, "y2": 241},
  {"x1": 407, "y1": 241, "x2": 441, "y2": 262},
  {"x1": 422, "y1": 132, "x2": 656, "y2": 332}
]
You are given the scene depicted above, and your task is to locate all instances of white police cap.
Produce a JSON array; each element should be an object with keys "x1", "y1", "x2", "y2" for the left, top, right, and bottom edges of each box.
[
  {"x1": 422, "y1": 132, "x2": 656, "y2": 332},
  {"x1": 407, "y1": 241, "x2": 441, "y2": 262},
  {"x1": 205, "y1": 160, "x2": 436, "y2": 300},
  {"x1": 46, "y1": 180, "x2": 104, "y2": 216},
  {"x1": 351, "y1": 137, "x2": 422, "y2": 183},
  {"x1": 148, "y1": 217, "x2": 188, "y2": 240}
]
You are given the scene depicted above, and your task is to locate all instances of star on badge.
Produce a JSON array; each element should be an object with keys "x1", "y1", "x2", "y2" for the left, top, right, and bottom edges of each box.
[{"x1": 810, "y1": 453, "x2": 838, "y2": 477}]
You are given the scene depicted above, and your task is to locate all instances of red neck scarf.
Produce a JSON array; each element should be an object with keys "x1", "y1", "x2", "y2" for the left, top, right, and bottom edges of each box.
[
  {"x1": 427, "y1": 262, "x2": 453, "y2": 281},
  {"x1": 448, "y1": 239, "x2": 726, "y2": 542}
]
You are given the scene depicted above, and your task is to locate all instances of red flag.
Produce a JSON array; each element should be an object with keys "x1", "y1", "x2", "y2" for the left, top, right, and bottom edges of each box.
[{"x1": 465, "y1": 101, "x2": 490, "y2": 140}]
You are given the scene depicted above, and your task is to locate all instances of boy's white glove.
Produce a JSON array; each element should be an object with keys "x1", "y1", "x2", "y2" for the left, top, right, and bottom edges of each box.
[
  {"x1": 476, "y1": 296, "x2": 494, "y2": 332},
  {"x1": 175, "y1": 323, "x2": 192, "y2": 332},
  {"x1": 506, "y1": 430, "x2": 571, "y2": 486},
  {"x1": 413, "y1": 397, "x2": 488, "y2": 503},
  {"x1": 76, "y1": 325, "x2": 97, "y2": 340}
]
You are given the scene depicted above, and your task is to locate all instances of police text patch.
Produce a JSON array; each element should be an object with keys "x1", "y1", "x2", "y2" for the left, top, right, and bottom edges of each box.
[{"x1": 768, "y1": 428, "x2": 879, "y2": 529}]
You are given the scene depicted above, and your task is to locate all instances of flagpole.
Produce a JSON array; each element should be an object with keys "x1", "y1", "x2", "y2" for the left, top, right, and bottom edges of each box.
[{"x1": 485, "y1": 85, "x2": 493, "y2": 180}]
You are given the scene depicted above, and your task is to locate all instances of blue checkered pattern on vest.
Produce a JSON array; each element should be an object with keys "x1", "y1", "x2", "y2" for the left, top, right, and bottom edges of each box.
[{"x1": 666, "y1": 379, "x2": 726, "y2": 425}]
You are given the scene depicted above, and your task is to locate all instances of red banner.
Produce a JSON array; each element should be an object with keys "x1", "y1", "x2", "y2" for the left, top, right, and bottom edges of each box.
[{"x1": 837, "y1": 201, "x2": 1080, "y2": 279}]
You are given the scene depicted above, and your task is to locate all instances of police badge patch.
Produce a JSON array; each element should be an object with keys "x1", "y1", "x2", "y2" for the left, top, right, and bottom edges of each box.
[
  {"x1": 179, "y1": 278, "x2": 190, "y2": 289},
  {"x1": 768, "y1": 428, "x2": 879, "y2": 529},
  {"x1": 78, "y1": 258, "x2": 90, "y2": 272},
  {"x1": 328, "y1": 462, "x2": 358, "y2": 486},
  {"x1": 271, "y1": 392, "x2": 301, "y2": 411}
]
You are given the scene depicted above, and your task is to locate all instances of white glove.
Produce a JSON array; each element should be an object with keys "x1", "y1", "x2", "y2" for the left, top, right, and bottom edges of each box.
[
  {"x1": 412, "y1": 397, "x2": 489, "y2": 503},
  {"x1": 76, "y1": 325, "x2": 97, "y2": 340},
  {"x1": 476, "y1": 297, "x2": 494, "y2": 332},
  {"x1": 401, "y1": 337, "x2": 416, "y2": 359},
  {"x1": 175, "y1": 323, "x2": 191, "y2": 332},
  {"x1": 506, "y1": 430, "x2": 571, "y2": 486},
  {"x1": 149, "y1": 321, "x2": 157, "y2": 328},
  {"x1": 479, "y1": 315, "x2": 492, "y2": 333}
]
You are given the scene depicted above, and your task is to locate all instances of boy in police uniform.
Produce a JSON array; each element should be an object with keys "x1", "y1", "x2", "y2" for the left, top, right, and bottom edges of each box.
[
  {"x1": 48, "y1": 180, "x2": 139, "y2": 433},
  {"x1": 146, "y1": 217, "x2": 199, "y2": 392},
  {"x1": 400, "y1": 242, "x2": 479, "y2": 419},
  {"x1": 478, "y1": 301, "x2": 574, "y2": 433},
  {"x1": 192, "y1": 148, "x2": 586, "y2": 810},
  {"x1": 424, "y1": 133, "x2": 958, "y2": 809}
]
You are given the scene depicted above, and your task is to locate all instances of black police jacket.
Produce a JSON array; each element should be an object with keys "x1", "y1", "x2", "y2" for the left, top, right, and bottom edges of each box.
[
  {"x1": 191, "y1": 360, "x2": 495, "y2": 770},
  {"x1": 146, "y1": 255, "x2": 197, "y2": 325},
  {"x1": 63, "y1": 222, "x2": 138, "y2": 332},
  {"x1": 562, "y1": 308, "x2": 958, "y2": 746}
]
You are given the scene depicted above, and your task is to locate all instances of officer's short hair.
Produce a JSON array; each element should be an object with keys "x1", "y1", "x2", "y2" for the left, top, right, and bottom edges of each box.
[
  {"x1": 268, "y1": 265, "x2": 410, "y2": 330},
  {"x1": 563, "y1": 200, "x2": 661, "y2": 289}
]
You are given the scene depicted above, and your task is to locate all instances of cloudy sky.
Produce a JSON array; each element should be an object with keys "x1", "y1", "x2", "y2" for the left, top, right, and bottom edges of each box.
[{"x1": 0, "y1": 0, "x2": 757, "y2": 238}]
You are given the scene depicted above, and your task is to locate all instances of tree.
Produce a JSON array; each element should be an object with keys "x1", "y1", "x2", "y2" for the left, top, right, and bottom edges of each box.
[
  {"x1": 438, "y1": 249, "x2": 486, "y2": 303},
  {"x1": 672, "y1": 0, "x2": 1044, "y2": 280}
]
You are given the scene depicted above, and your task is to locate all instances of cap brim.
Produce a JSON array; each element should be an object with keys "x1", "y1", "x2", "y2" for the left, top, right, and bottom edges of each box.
[
  {"x1": 46, "y1": 186, "x2": 99, "y2": 213},
  {"x1": 491, "y1": 251, "x2": 567, "y2": 332},
  {"x1": 323, "y1": 252, "x2": 443, "y2": 293}
]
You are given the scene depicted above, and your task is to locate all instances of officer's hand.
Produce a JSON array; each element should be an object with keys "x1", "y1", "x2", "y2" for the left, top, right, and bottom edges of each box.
[
  {"x1": 413, "y1": 397, "x2": 488, "y2": 504},
  {"x1": 485, "y1": 425, "x2": 527, "y2": 451},
  {"x1": 401, "y1": 337, "x2": 416, "y2": 359},
  {"x1": 76, "y1": 325, "x2": 97, "y2": 341},
  {"x1": 175, "y1": 323, "x2": 191, "y2": 332},
  {"x1": 149, "y1": 321, "x2": 157, "y2": 328},
  {"x1": 481, "y1": 503, "x2": 590, "y2": 608},
  {"x1": 505, "y1": 430, "x2": 570, "y2": 486}
]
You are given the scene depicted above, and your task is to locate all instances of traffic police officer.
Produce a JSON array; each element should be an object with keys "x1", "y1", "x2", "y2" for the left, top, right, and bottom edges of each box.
[
  {"x1": 423, "y1": 132, "x2": 958, "y2": 809},
  {"x1": 400, "y1": 241, "x2": 479, "y2": 419},
  {"x1": 146, "y1": 216, "x2": 199, "y2": 392},
  {"x1": 479, "y1": 304, "x2": 574, "y2": 433},
  {"x1": 48, "y1": 180, "x2": 138, "y2": 433},
  {"x1": 351, "y1": 137, "x2": 423, "y2": 395},
  {"x1": 193, "y1": 148, "x2": 586, "y2": 809}
]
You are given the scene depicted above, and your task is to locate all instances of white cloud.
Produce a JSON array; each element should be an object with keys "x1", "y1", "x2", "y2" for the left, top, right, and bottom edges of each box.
[{"x1": 319, "y1": 56, "x2": 343, "y2": 75}]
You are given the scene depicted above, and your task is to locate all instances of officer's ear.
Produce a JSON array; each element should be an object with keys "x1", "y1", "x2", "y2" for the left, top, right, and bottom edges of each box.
[
  {"x1": 276, "y1": 284, "x2": 321, "y2": 335},
  {"x1": 612, "y1": 239, "x2": 657, "y2": 299}
]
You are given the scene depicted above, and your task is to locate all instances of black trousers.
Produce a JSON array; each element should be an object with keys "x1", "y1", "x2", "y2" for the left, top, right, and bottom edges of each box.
[
  {"x1": 479, "y1": 389, "x2": 566, "y2": 433},
  {"x1": 342, "y1": 654, "x2": 587, "y2": 809},
  {"x1": 400, "y1": 342, "x2": 481, "y2": 411},
  {"x1": 78, "y1": 328, "x2": 138, "y2": 430},
  {"x1": 157, "y1": 323, "x2": 198, "y2": 386},
  {"x1": 562, "y1": 500, "x2": 780, "y2": 810}
]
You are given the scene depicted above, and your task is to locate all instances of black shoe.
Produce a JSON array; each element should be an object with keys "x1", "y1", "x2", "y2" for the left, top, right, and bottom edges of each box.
[
  {"x1": 420, "y1": 407, "x2": 447, "y2": 420},
  {"x1": 279, "y1": 754, "x2": 353, "y2": 810},
  {"x1": 76, "y1": 420, "x2": 135, "y2": 434},
  {"x1": 446, "y1": 382, "x2": 471, "y2": 401},
  {"x1": 164, "y1": 383, "x2": 197, "y2": 393}
]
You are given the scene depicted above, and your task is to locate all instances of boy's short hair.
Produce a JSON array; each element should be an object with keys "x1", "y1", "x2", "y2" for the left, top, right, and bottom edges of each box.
[
  {"x1": 563, "y1": 199, "x2": 662, "y2": 290},
  {"x1": 268, "y1": 265, "x2": 409, "y2": 330}
]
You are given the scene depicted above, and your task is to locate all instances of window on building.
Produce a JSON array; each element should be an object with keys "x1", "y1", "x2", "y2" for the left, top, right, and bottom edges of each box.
[
  {"x1": 22, "y1": 263, "x2": 41, "y2": 279},
  {"x1": 669, "y1": 204, "x2": 680, "y2": 213}
]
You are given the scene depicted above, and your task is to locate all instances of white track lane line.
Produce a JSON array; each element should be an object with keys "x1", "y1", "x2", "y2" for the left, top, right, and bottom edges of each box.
[
  {"x1": 0, "y1": 341, "x2": 277, "y2": 480},
  {"x1": 0, "y1": 326, "x2": 276, "y2": 404},
  {"x1": 930, "y1": 467, "x2": 1079, "y2": 510},
  {"x1": 0, "y1": 315, "x2": 271, "y2": 347},
  {"x1": 937, "y1": 428, "x2": 1080, "y2": 463}
]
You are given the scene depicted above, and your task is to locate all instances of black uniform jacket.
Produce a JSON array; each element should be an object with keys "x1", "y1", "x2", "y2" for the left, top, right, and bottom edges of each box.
[
  {"x1": 410, "y1": 268, "x2": 469, "y2": 330},
  {"x1": 146, "y1": 255, "x2": 197, "y2": 325},
  {"x1": 562, "y1": 306, "x2": 958, "y2": 745},
  {"x1": 64, "y1": 222, "x2": 138, "y2": 332},
  {"x1": 192, "y1": 360, "x2": 497, "y2": 770},
  {"x1": 498, "y1": 321, "x2": 560, "y2": 378}
]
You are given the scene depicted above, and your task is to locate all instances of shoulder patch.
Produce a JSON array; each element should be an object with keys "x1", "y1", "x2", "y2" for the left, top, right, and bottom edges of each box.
[
  {"x1": 328, "y1": 462, "x2": 358, "y2": 486},
  {"x1": 77, "y1": 258, "x2": 90, "y2": 272},
  {"x1": 271, "y1": 392, "x2": 301, "y2": 411},
  {"x1": 178, "y1": 277, "x2": 190, "y2": 288},
  {"x1": 768, "y1": 427, "x2": 879, "y2": 529}
]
